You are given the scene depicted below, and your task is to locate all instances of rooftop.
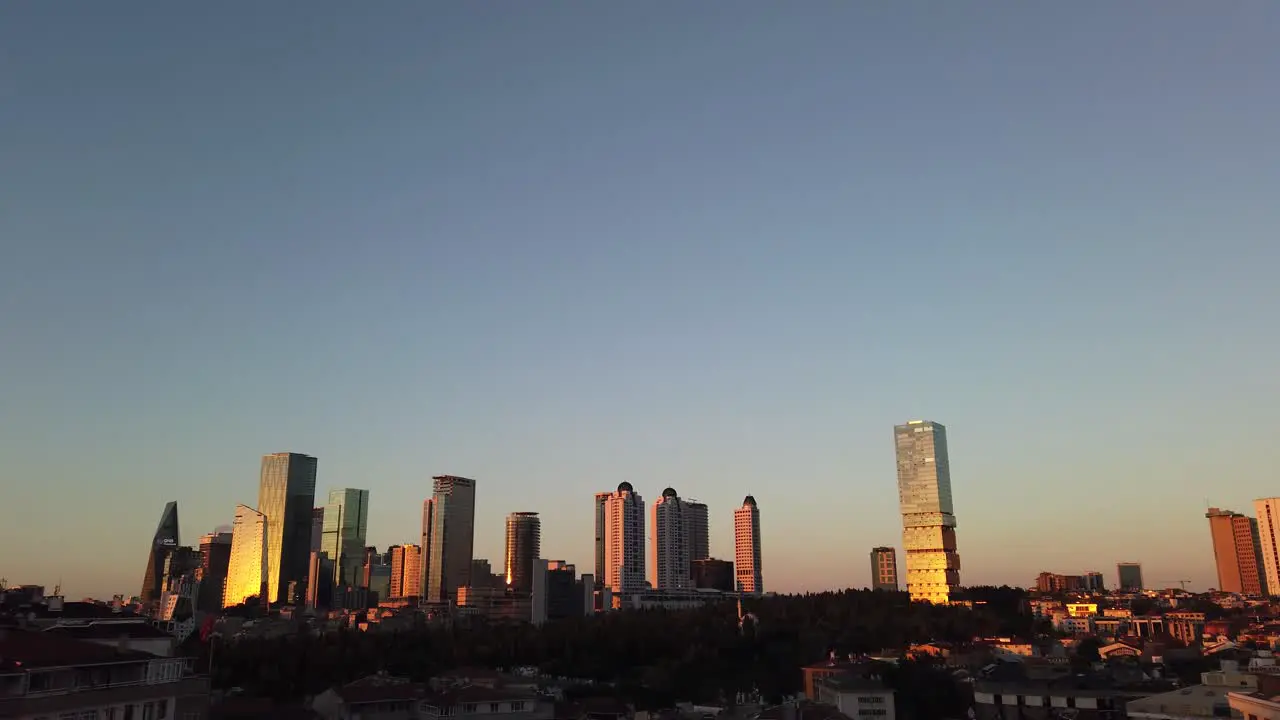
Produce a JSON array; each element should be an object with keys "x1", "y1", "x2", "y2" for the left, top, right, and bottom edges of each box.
[
  {"x1": 757, "y1": 702, "x2": 851, "y2": 720},
  {"x1": 1127, "y1": 684, "x2": 1234, "y2": 717},
  {"x1": 45, "y1": 620, "x2": 172, "y2": 640},
  {"x1": 0, "y1": 628, "x2": 158, "y2": 671}
]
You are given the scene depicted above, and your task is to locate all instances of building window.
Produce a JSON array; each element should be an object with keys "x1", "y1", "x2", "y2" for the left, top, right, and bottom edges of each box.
[
  {"x1": 491, "y1": 704, "x2": 501, "y2": 713},
  {"x1": 511, "y1": 702, "x2": 524, "y2": 712},
  {"x1": 464, "y1": 704, "x2": 478, "y2": 713}
]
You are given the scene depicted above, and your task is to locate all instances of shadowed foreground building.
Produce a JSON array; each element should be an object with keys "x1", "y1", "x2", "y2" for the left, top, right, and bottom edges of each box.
[
  {"x1": 691, "y1": 558, "x2": 734, "y2": 592},
  {"x1": 895, "y1": 420, "x2": 960, "y2": 603}
]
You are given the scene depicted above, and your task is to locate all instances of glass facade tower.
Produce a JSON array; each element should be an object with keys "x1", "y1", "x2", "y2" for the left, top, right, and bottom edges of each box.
[
  {"x1": 258, "y1": 452, "x2": 318, "y2": 604},
  {"x1": 426, "y1": 475, "x2": 477, "y2": 604},
  {"x1": 321, "y1": 488, "x2": 370, "y2": 587},
  {"x1": 895, "y1": 420, "x2": 961, "y2": 603}
]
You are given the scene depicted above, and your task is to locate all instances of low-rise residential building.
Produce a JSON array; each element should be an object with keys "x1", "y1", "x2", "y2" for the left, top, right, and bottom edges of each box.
[
  {"x1": 1227, "y1": 691, "x2": 1280, "y2": 720},
  {"x1": 814, "y1": 675, "x2": 895, "y2": 720},
  {"x1": 0, "y1": 628, "x2": 209, "y2": 719}
]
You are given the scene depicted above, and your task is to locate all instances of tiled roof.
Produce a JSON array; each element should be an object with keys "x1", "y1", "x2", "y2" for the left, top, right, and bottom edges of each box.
[{"x1": 0, "y1": 629, "x2": 158, "y2": 670}]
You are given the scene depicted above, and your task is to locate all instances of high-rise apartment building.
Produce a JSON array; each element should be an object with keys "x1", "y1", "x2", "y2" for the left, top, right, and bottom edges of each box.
[
  {"x1": 1207, "y1": 508, "x2": 1267, "y2": 595},
  {"x1": 223, "y1": 505, "x2": 268, "y2": 607},
  {"x1": 140, "y1": 502, "x2": 181, "y2": 604},
  {"x1": 258, "y1": 452, "x2": 318, "y2": 604},
  {"x1": 687, "y1": 501, "x2": 710, "y2": 562},
  {"x1": 196, "y1": 531, "x2": 232, "y2": 613},
  {"x1": 426, "y1": 475, "x2": 477, "y2": 604},
  {"x1": 870, "y1": 546, "x2": 899, "y2": 591},
  {"x1": 593, "y1": 492, "x2": 610, "y2": 587},
  {"x1": 650, "y1": 488, "x2": 694, "y2": 590},
  {"x1": 389, "y1": 544, "x2": 423, "y2": 598},
  {"x1": 321, "y1": 488, "x2": 370, "y2": 587},
  {"x1": 602, "y1": 482, "x2": 645, "y2": 595},
  {"x1": 1117, "y1": 562, "x2": 1144, "y2": 591},
  {"x1": 504, "y1": 512, "x2": 542, "y2": 592},
  {"x1": 895, "y1": 420, "x2": 961, "y2": 603},
  {"x1": 1253, "y1": 498, "x2": 1280, "y2": 596},
  {"x1": 734, "y1": 495, "x2": 763, "y2": 594}
]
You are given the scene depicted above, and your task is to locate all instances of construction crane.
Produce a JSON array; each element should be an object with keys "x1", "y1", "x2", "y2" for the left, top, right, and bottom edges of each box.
[{"x1": 1160, "y1": 579, "x2": 1192, "y2": 590}]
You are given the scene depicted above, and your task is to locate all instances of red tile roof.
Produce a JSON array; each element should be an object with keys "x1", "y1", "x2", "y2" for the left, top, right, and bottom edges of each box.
[{"x1": 0, "y1": 629, "x2": 158, "y2": 670}]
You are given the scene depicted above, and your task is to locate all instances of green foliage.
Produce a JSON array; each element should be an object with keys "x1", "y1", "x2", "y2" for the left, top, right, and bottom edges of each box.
[{"x1": 206, "y1": 589, "x2": 1018, "y2": 706}]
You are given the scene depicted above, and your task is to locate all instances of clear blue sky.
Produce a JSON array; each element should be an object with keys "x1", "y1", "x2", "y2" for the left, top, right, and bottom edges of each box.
[{"x1": 2, "y1": 2, "x2": 1277, "y2": 599}]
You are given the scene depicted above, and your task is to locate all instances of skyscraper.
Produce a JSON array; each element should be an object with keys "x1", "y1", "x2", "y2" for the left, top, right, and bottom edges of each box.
[
  {"x1": 504, "y1": 512, "x2": 542, "y2": 592},
  {"x1": 894, "y1": 420, "x2": 961, "y2": 603},
  {"x1": 603, "y1": 482, "x2": 645, "y2": 595},
  {"x1": 687, "y1": 501, "x2": 710, "y2": 562},
  {"x1": 197, "y1": 531, "x2": 232, "y2": 612},
  {"x1": 223, "y1": 505, "x2": 268, "y2": 607},
  {"x1": 389, "y1": 544, "x2": 423, "y2": 598},
  {"x1": 1207, "y1": 508, "x2": 1267, "y2": 595},
  {"x1": 1254, "y1": 498, "x2": 1280, "y2": 596},
  {"x1": 310, "y1": 508, "x2": 324, "y2": 553},
  {"x1": 426, "y1": 475, "x2": 477, "y2": 604},
  {"x1": 650, "y1": 488, "x2": 694, "y2": 590},
  {"x1": 1117, "y1": 562, "x2": 1144, "y2": 591},
  {"x1": 321, "y1": 488, "x2": 370, "y2": 587},
  {"x1": 734, "y1": 495, "x2": 763, "y2": 594},
  {"x1": 258, "y1": 452, "x2": 318, "y2": 604},
  {"x1": 140, "y1": 501, "x2": 181, "y2": 604},
  {"x1": 870, "y1": 546, "x2": 899, "y2": 591},
  {"x1": 421, "y1": 498, "x2": 434, "y2": 597},
  {"x1": 593, "y1": 492, "x2": 610, "y2": 587}
]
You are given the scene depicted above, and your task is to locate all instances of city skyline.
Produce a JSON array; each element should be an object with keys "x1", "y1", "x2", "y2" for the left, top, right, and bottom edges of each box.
[{"x1": 4, "y1": 3, "x2": 1278, "y2": 600}]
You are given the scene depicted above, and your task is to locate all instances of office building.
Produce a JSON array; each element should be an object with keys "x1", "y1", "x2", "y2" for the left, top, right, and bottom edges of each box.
[
  {"x1": 426, "y1": 475, "x2": 477, "y2": 604},
  {"x1": 504, "y1": 512, "x2": 542, "y2": 592},
  {"x1": 734, "y1": 495, "x2": 763, "y2": 594},
  {"x1": 688, "y1": 501, "x2": 710, "y2": 562},
  {"x1": 223, "y1": 505, "x2": 268, "y2": 607},
  {"x1": 1117, "y1": 562, "x2": 1144, "y2": 592},
  {"x1": 894, "y1": 420, "x2": 961, "y2": 603},
  {"x1": 196, "y1": 531, "x2": 232, "y2": 613},
  {"x1": 140, "y1": 501, "x2": 181, "y2": 605},
  {"x1": 602, "y1": 482, "x2": 646, "y2": 595},
  {"x1": 870, "y1": 546, "x2": 899, "y2": 591},
  {"x1": 531, "y1": 559, "x2": 582, "y2": 625},
  {"x1": 310, "y1": 507, "x2": 324, "y2": 553},
  {"x1": 421, "y1": 498, "x2": 434, "y2": 597},
  {"x1": 389, "y1": 544, "x2": 423, "y2": 599},
  {"x1": 1083, "y1": 571, "x2": 1105, "y2": 592},
  {"x1": 1207, "y1": 508, "x2": 1267, "y2": 595},
  {"x1": 593, "y1": 491, "x2": 610, "y2": 587},
  {"x1": 650, "y1": 488, "x2": 695, "y2": 590},
  {"x1": 258, "y1": 452, "x2": 318, "y2": 604},
  {"x1": 307, "y1": 551, "x2": 334, "y2": 609},
  {"x1": 321, "y1": 488, "x2": 370, "y2": 587},
  {"x1": 691, "y1": 558, "x2": 734, "y2": 592},
  {"x1": 1254, "y1": 498, "x2": 1280, "y2": 596}
]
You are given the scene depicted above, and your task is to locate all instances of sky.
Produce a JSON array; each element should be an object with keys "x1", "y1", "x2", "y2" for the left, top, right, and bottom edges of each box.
[{"x1": 2, "y1": 2, "x2": 1278, "y2": 600}]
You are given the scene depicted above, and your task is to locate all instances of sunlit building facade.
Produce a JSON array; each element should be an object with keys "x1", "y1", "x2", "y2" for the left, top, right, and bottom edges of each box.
[
  {"x1": 258, "y1": 452, "x2": 318, "y2": 604},
  {"x1": 603, "y1": 482, "x2": 645, "y2": 595},
  {"x1": 895, "y1": 420, "x2": 960, "y2": 603},
  {"x1": 870, "y1": 546, "x2": 899, "y2": 591},
  {"x1": 1253, "y1": 497, "x2": 1280, "y2": 596},
  {"x1": 650, "y1": 488, "x2": 694, "y2": 590},
  {"x1": 426, "y1": 475, "x2": 477, "y2": 604},
  {"x1": 734, "y1": 495, "x2": 763, "y2": 594},
  {"x1": 389, "y1": 543, "x2": 423, "y2": 598},
  {"x1": 223, "y1": 504, "x2": 268, "y2": 607},
  {"x1": 504, "y1": 512, "x2": 541, "y2": 592},
  {"x1": 321, "y1": 487, "x2": 370, "y2": 587},
  {"x1": 1207, "y1": 507, "x2": 1266, "y2": 595}
]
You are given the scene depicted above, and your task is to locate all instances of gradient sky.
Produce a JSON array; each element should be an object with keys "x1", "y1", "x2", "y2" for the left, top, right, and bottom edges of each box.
[{"x1": 3, "y1": 2, "x2": 1278, "y2": 600}]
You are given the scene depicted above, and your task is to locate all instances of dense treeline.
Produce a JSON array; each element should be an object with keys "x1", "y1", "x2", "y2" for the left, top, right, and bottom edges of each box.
[{"x1": 204, "y1": 588, "x2": 1025, "y2": 713}]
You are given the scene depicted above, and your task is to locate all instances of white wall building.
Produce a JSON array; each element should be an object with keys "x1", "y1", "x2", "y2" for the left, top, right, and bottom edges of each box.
[
  {"x1": 650, "y1": 488, "x2": 694, "y2": 590},
  {"x1": 603, "y1": 482, "x2": 645, "y2": 595}
]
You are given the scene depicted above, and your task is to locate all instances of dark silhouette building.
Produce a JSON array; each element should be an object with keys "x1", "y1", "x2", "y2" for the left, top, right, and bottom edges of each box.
[
  {"x1": 140, "y1": 502, "x2": 181, "y2": 604},
  {"x1": 691, "y1": 558, "x2": 734, "y2": 592},
  {"x1": 197, "y1": 531, "x2": 232, "y2": 613}
]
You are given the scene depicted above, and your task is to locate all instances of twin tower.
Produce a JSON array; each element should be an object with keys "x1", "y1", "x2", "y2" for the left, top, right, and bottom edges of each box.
[{"x1": 593, "y1": 483, "x2": 763, "y2": 596}]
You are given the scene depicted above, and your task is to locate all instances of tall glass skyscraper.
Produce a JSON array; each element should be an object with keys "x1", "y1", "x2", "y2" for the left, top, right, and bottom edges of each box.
[
  {"x1": 321, "y1": 488, "x2": 370, "y2": 587},
  {"x1": 504, "y1": 512, "x2": 541, "y2": 592},
  {"x1": 223, "y1": 504, "x2": 267, "y2": 607},
  {"x1": 140, "y1": 501, "x2": 180, "y2": 604},
  {"x1": 258, "y1": 452, "x2": 318, "y2": 604},
  {"x1": 895, "y1": 420, "x2": 960, "y2": 603},
  {"x1": 426, "y1": 475, "x2": 477, "y2": 605}
]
